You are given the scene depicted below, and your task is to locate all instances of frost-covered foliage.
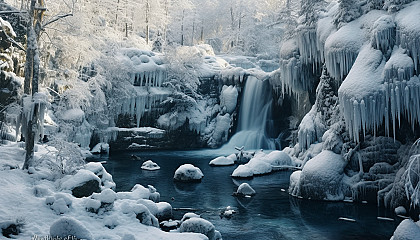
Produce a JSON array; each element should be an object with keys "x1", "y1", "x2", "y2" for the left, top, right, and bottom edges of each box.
[
  {"x1": 333, "y1": 0, "x2": 362, "y2": 28},
  {"x1": 404, "y1": 154, "x2": 420, "y2": 209},
  {"x1": 42, "y1": 138, "x2": 85, "y2": 175},
  {"x1": 298, "y1": 67, "x2": 340, "y2": 151}
]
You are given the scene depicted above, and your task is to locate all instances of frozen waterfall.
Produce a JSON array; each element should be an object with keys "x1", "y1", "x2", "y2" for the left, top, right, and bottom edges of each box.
[{"x1": 222, "y1": 76, "x2": 276, "y2": 150}]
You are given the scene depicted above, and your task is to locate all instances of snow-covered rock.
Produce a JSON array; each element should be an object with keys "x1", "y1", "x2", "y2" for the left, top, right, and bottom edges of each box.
[
  {"x1": 141, "y1": 160, "x2": 161, "y2": 171},
  {"x1": 155, "y1": 202, "x2": 173, "y2": 221},
  {"x1": 173, "y1": 164, "x2": 204, "y2": 182},
  {"x1": 231, "y1": 164, "x2": 253, "y2": 178},
  {"x1": 390, "y1": 219, "x2": 420, "y2": 240},
  {"x1": 84, "y1": 162, "x2": 116, "y2": 190},
  {"x1": 299, "y1": 150, "x2": 347, "y2": 200},
  {"x1": 209, "y1": 156, "x2": 235, "y2": 166},
  {"x1": 61, "y1": 169, "x2": 101, "y2": 198},
  {"x1": 234, "y1": 183, "x2": 256, "y2": 196},
  {"x1": 180, "y1": 212, "x2": 201, "y2": 224},
  {"x1": 289, "y1": 170, "x2": 302, "y2": 197},
  {"x1": 98, "y1": 189, "x2": 117, "y2": 204},
  {"x1": 50, "y1": 217, "x2": 94, "y2": 240},
  {"x1": 394, "y1": 206, "x2": 407, "y2": 216},
  {"x1": 179, "y1": 218, "x2": 217, "y2": 240}
]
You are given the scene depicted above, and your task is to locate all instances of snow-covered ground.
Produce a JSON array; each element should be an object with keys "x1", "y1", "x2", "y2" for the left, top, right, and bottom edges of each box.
[{"x1": 0, "y1": 143, "x2": 211, "y2": 239}]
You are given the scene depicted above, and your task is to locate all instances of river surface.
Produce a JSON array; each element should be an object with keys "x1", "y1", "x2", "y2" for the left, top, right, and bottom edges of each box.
[{"x1": 89, "y1": 150, "x2": 400, "y2": 240}]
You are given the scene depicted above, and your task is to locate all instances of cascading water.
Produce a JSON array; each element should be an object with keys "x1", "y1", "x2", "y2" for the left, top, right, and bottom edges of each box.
[{"x1": 222, "y1": 76, "x2": 276, "y2": 150}]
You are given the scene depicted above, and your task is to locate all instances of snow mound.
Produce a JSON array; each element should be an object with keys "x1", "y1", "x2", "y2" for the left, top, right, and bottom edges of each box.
[
  {"x1": 173, "y1": 164, "x2": 204, "y2": 182},
  {"x1": 263, "y1": 150, "x2": 294, "y2": 168},
  {"x1": 98, "y1": 189, "x2": 117, "y2": 204},
  {"x1": 209, "y1": 156, "x2": 235, "y2": 166},
  {"x1": 235, "y1": 183, "x2": 256, "y2": 196},
  {"x1": 289, "y1": 170, "x2": 302, "y2": 197},
  {"x1": 50, "y1": 217, "x2": 94, "y2": 240},
  {"x1": 390, "y1": 219, "x2": 420, "y2": 240},
  {"x1": 141, "y1": 160, "x2": 161, "y2": 171},
  {"x1": 298, "y1": 150, "x2": 347, "y2": 200}
]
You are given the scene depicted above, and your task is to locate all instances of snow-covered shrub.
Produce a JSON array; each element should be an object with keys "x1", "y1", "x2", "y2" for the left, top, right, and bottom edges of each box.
[
  {"x1": 45, "y1": 138, "x2": 85, "y2": 175},
  {"x1": 404, "y1": 154, "x2": 420, "y2": 211},
  {"x1": 50, "y1": 217, "x2": 94, "y2": 240}
]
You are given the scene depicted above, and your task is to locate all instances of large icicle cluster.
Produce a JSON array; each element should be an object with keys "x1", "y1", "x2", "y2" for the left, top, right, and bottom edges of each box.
[
  {"x1": 113, "y1": 87, "x2": 171, "y2": 128},
  {"x1": 338, "y1": 3, "x2": 420, "y2": 143},
  {"x1": 119, "y1": 48, "x2": 167, "y2": 88}
]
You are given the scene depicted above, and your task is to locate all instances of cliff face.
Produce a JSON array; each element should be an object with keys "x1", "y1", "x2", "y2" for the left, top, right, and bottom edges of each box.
[{"x1": 281, "y1": 1, "x2": 420, "y2": 217}]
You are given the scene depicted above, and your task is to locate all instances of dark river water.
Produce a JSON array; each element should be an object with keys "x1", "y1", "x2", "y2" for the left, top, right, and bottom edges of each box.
[{"x1": 89, "y1": 150, "x2": 400, "y2": 240}]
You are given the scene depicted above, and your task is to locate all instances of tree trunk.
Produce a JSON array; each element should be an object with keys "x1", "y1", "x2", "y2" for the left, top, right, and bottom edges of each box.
[{"x1": 145, "y1": 0, "x2": 150, "y2": 44}]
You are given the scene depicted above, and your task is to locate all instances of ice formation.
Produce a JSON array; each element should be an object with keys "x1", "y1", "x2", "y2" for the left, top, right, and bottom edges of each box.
[{"x1": 220, "y1": 85, "x2": 238, "y2": 114}]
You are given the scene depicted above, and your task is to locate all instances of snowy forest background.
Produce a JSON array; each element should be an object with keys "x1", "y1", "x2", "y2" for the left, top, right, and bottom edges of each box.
[{"x1": 1, "y1": 0, "x2": 420, "y2": 239}]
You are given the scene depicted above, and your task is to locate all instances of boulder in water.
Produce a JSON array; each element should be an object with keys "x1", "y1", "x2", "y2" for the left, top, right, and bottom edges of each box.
[{"x1": 173, "y1": 164, "x2": 204, "y2": 182}]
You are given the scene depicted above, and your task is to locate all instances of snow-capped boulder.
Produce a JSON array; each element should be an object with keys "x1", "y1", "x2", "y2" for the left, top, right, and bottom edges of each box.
[
  {"x1": 141, "y1": 160, "x2": 160, "y2": 171},
  {"x1": 209, "y1": 156, "x2": 235, "y2": 166},
  {"x1": 390, "y1": 219, "x2": 420, "y2": 240},
  {"x1": 155, "y1": 202, "x2": 173, "y2": 221},
  {"x1": 234, "y1": 183, "x2": 256, "y2": 197},
  {"x1": 116, "y1": 184, "x2": 150, "y2": 200},
  {"x1": 299, "y1": 150, "x2": 347, "y2": 201},
  {"x1": 289, "y1": 170, "x2": 302, "y2": 197},
  {"x1": 180, "y1": 212, "x2": 201, "y2": 224},
  {"x1": 135, "y1": 203, "x2": 159, "y2": 227},
  {"x1": 137, "y1": 199, "x2": 158, "y2": 215},
  {"x1": 85, "y1": 198, "x2": 101, "y2": 213},
  {"x1": 160, "y1": 220, "x2": 180, "y2": 232},
  {"x1": 50, "y1": 217, "x2": 94, "y2": 240},
  {"x1": 231, "y1": 164, "x2": 253, "y2": 178},
  {"x1": 179, "y1": 218, "x2": 217, "y2": 240},
  {"x1": 85, "y1": 162, "x2": 116, "y2": 190},
  {"x1": 173, "y1": 164, "x2": 204, "y2": 182},
  {"x1": 61, "y1": 169, "x2": 101, "y2": 198}
]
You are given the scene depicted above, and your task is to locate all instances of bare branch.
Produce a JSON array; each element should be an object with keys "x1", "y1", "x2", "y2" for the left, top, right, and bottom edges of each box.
[{"x1": 42, "y1": 13, "x2": 73, "y2": 28}]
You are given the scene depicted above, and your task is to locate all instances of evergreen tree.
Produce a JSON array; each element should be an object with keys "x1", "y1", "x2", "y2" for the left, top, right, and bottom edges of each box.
[{"x1": 333, "y1": 0, "x2": 362, "y2": 28}]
